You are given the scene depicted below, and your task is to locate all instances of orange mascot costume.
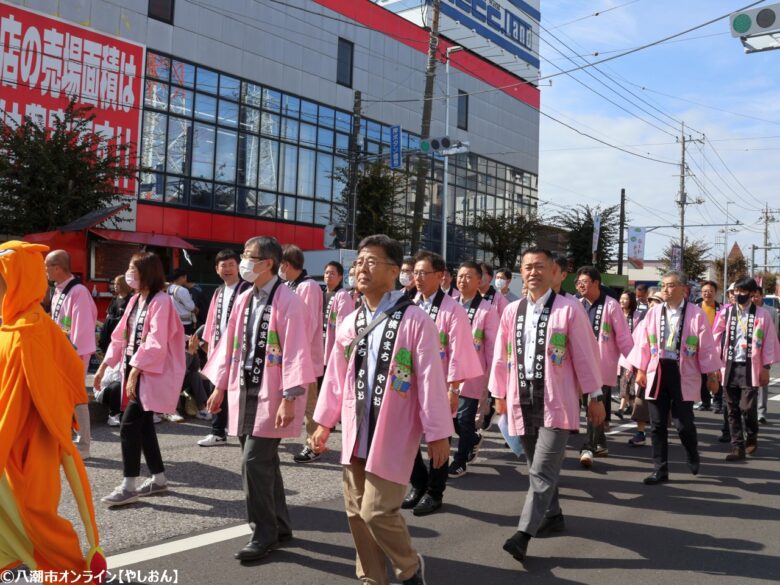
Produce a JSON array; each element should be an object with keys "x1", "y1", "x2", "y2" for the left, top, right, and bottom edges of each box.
[{"x1": 0, "y1": 241, "x2": 106, "y2": 581}]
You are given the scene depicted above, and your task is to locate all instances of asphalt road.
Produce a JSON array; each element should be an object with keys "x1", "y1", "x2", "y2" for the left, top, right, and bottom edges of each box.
[{"x1": 50, "y1": 370, "x2": 780, "y2": 585}]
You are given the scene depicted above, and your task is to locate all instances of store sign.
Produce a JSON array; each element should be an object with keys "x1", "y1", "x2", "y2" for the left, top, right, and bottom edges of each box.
[{"x1": 0, "y1": 2, "x2": 145, "y2": 194}]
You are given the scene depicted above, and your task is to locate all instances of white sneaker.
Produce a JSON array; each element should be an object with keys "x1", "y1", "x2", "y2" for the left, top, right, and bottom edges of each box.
[
  {"x1": 165, "y1": 413, "x2": 185, "y2": 423},
  {"x1": 107, "y1": 414, "x2": 121, "y2": 427},
  {"x1": 152, "y1": 414, "x2": 162, "y2": 424},
  {"x1": 580, "y1": 450, "x2": 594, "y2": 469},
  {"x1": 101, "y1": 486, "x2": 138, "y2": 507},
  {"x1": 198, "y1": 434, "x2": 228, "y2": 447},
  {"x1": 137, "y1": 477, "x2": 168, "y2": 497},
  {"x1": 196, "y1": 409, "x2": 212, "y2": 421}
]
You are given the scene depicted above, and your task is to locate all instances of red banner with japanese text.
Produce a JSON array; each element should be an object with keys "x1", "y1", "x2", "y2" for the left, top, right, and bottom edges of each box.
[{"x1": 0, "y1": 2, "x2": 144, "y2": 194}]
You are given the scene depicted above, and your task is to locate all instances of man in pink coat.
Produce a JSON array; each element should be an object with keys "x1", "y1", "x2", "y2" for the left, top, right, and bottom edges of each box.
[
  {"x1": 452, "y1": 260, "x2": 499, "y2": 476},
  {"x1": 204, "y1": 236, "x2": 315, "y2": 563},
  {"x1": 45, "y1": 250, "x2": 97, "y2": 459},
  {"x1": 323, "y1": 261, "x2": 355, "y2": 369},
  {"x1": 312, "y1": 235, "x2": 452, "y2": 585},
  {"x1": 574, "y1": 266, "x2": 634, "y2": 468},
  {"x1": 478, "y1": 262, "x2": 509, "y2": 315},
  {"x1": 279, "y1": 244, "x2": 326, "y2": 465},
  {"x1": 712, "y1": 277, "x2": 778, "y2": 460},
  {"x1": 628, "y1": 270, "x2": 721, "y2": 485},
  {"x1": 198, "y1": 249, "x2": 251, "y2": 447},
  {"x1": 403, "y1": 251, "x2": 481, "y2": 516},
  {"x1": 490, "y1": 248, "x2": 604, "y2": 563}
]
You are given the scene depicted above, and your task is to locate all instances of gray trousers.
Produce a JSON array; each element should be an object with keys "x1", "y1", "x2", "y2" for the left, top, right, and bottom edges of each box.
[
  {"x1": 758, "y1": 385, "x2": 769, "y2": 418},
  {"x1": 518, "y1": 427, "x2": 569, "y2": 536},
  {"x1": 239, "y1": 436, "x2": 291, "y2": 545}
]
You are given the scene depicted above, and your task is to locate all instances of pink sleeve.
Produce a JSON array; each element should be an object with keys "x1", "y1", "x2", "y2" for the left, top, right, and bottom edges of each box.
[
  {"x1": 763, "y1": 315, "x2": 778, "y2": 367},
  {"x1": 280, "y1": 298, "x2": 316, "y2": 392},
  {"x1": 202, "y1": 296, "x2": 243, "y2": 391},
  {"x1": 612, "y1": 305, "x2": 634, "y2": 358},
  {"x1": 130, "y1": 295, "x2": 183, "y2": 375},
  {"x1": 483, "y1": 307, "x2": 500, "y2": 373},
  {"x1": 202, "y1": 291, "x2": 219, "y2": 349},
  {"x1": 103, "y1": 296, "x2": 135, "y2": 368},
  {"x1": 488, "y1": 309, "x2": 512, "y2": 400},
  {"x1": 70, "y1": 288, "x2": 98, "y2": 357},
  {"x1": 712, "y1": 308, "x2": 727, "y2": 351},
  {"x1": 446, "y1": 304, "x2": 482, "y2": 383},
  {"x1": 314, "y1": 325, "x2": 348, "y2": 429},
  {"x1": 336, "y1": 290, "x2": 354, "y2": 323},
  {"x1": 415, "y1": 315, "x2": 455, "y2": 442},
  {"x1": 627, "y1": 315, "x2": 652, "y2": 371},
  {"x1": 695, "y1": 312, "x2": 722, "y2": 374},
  {"x1": 569, "y1": 303, "x2": 603, "y2": 393}
]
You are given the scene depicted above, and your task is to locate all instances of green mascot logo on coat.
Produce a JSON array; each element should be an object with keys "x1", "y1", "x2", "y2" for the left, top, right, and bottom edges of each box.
[
  {"x1": 600, "y1": 321, "x2": 611, "y2": 343},
  {"x1": 390, "y1": 348, "x2": 413, "y2": 397},
  {"x1": 439, "y1": 331, "x2": 449, "y2": 360},
  {"x1": 548, "y1": 332, "x2": 567, "y2": 366},
  {"x1": 756, "y1": 328, "x2": 765, "y2": 349},
  {"x1": 473, "y1": 328, "x2": 485, "y2": 352},
  {"x1": 683, "y1": 335, "x2": 698, "y2": 358},
  {"x1": 266, "y1": 331, "x2": 282, "y2": 366}
]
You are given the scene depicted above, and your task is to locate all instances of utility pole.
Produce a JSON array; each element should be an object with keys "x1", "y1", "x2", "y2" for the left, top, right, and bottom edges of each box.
[
  {"x1": 617, "y1": 188, "x2": 626, "y2": 275},
  {"x1": 677, "y1": 123, "x2": 687, "y2": 272},
  {"x1": 347, "y1": 90, "x2": 362, "y2": 249},
  {"x1": 411, "y1": 0, "x2": 441, "y2": 252}
]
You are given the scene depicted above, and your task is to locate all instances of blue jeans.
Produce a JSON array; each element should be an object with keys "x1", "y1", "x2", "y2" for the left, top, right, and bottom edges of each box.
[{"x1": 454, "y1": 396, "x2": 479, "y2": 464}]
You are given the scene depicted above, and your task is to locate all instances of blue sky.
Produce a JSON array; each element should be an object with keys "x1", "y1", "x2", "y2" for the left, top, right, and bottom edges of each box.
[{"x1": 536, "y1": 0, "x2": 780, "y2": 269}]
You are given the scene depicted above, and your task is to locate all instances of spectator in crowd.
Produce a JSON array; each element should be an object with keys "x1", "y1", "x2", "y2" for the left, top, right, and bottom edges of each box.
[
  {"x1": 752, "y1": 287, "x2": 778, "y2": 424},
  {"x1": 399, "y1": 257, "x2": 417, "y2": 301},
  {"x1": 478, "y1": 262, "x2": 509, "y2": 315},
  {"x1": 167, "y1": 268, "x2": 198, "y2": 335},
  {"x1": 99, "y1": 274, "x2": 132, "y2": 354},
  {"x1": 695, "y1": 280, "x2": 721, "y2": 412},
  {"x1": 495, "y1": 268, "x2": 519, "y2": 302},
  {"x1": 617, "y1": 291, "x2": 638, "y2": 419}
]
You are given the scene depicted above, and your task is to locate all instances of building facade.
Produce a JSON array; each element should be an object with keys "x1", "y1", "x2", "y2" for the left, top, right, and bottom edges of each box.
[{"x1": 3, "y1": 0, "x2": 540, "y2": 278}]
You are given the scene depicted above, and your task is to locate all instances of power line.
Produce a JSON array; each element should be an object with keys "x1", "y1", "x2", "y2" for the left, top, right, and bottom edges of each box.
[
  {"x1": 705, "y1": 139, "x2": 768, "y2": 208},
  {"x1": 545, "y1": 0, "x2": 644, "y2": 30}
]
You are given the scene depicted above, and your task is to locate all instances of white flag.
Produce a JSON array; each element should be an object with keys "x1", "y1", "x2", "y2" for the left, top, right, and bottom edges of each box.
[
  {"x1": 627, "y1": 227, "x2": 646, "y2": 269},
  {"x1": 592, "y1": 213, "x2": 601, "y2": 255}
]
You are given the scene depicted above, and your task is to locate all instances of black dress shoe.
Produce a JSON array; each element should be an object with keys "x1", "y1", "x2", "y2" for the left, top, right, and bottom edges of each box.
[
  {"x1": 687, "y1": 460, "x2": 700, "y2": 476},
  {"x1": 402, "y1": 488, "x2": 425, "y2": 510},
  {"x1": 234, "y1": 540, "x2": 278, "y2": 561},
  {"x1": 643, "y1": 470, "x2": 669, "y2": 485},
  {"x1": 717, "y1": 432, "x2": 731, "y2": 443},
  {"x1": 536, "y1": 512, "x2": 565, "y2": 538},
  {"x1": 503, "y1": 531, "x2": 530, "y2": 562},
  {"x1": 412, "y1": 494, "x2": 442, "y2": 516},
  {"x1": 278, "y1": 532, "x2": 293, "y2": 543}
]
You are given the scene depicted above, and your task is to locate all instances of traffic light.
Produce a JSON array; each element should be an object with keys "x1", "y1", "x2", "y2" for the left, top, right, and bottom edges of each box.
[
  {"x1": 731, "y1": 4, "x2": 780, "y2": 37},
  {"x1": 420, "y1": 136, "x2": 452, "y2": 154}
]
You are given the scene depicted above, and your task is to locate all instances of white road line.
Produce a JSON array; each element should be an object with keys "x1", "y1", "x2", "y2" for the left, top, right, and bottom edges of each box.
[
  {"x1": 605, "y1": 422, "x2": 636, "y2": 436},
  {"x1": 769, "y1": 394, "x2": 780, "y2": 402},
  {"x1": 106, "y1": 524, "x2": 251, "y2": 569}
]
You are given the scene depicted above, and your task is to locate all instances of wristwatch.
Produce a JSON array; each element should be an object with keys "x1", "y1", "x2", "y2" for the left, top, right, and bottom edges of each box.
[
  {"x1": 283, "y1": 395, "x2": 297, "y2": 402},
  {"x1": 449, "y1": 386, "x2": 461, "y2": 395},
  {"x1": 590, "y1": 393, "x2": 604, "y2": 402}
]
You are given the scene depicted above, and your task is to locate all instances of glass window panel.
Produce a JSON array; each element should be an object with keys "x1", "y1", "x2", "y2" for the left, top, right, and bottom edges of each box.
[
  {"x1": 242, "y1": 82, "x2": 263, "y2": 107},
  {"x1": 237, "y1": 133, "x2": 259, "y2": 187},
  {"x1": 139, "y1": 172, "x2": 164, "y2": 202},
  {"x1": 240, "y1": 106, "x2": 261, "y2": 133},
  {"x1": 237, "y1": 187, "x2": 257, "y2": 216},
  {"x1": 335, "y1": 132, "x2": 349, "y2": 153},
  {"x1": 164, "y1": 176, "x2": 188, "y2": 206},
  {"x1": 282, "y1": 95, "x2": 300, "y2": 117},
  {"x1": 280, "y1": 144, "x2": 298, "y2": 193},
  {"x1": 367, "y1": 121, "x2": 381, "y2": 141},
  {"x1": 146, "y1": 53, "x2": 170, "y2": 81},
  {"x1": 365, "y1": 141, "x2": 379, "y2": 155},
  {"x1": 169, "y1": 87, "x2": 193, "y2": 116},
  {"x1": 332, "y1": 157, "x2": 348, "y2": 204},
  {"x1": 218, "y1": 100, "x2": 238, "y2": 127},
  {"x1": 315, "y1": 153, "x2": 333, "y2": 200},
  {"x1": 144, "y1": 80, "x2": 168, "y2": 110},
  {"x1": 337, "y1": 38, "x2": 353, "y2": 87},
  {"x1": 314, "y1": 202, "x2": 330, "y2": 226},
  {"x1": 219, "y1": 74, "x2": 241, "y2": 101},
  {"x1": 297, "y1": 198, "x2": 314, "y2": 223},
  {"x1": 409, "y1": 135, "x2": 420, "y2": 150},
  {"x1": 191, "y1": 180, "x2": 213, "y2": 209},
  {"x1": 317, "y1": 128, "x2": 334, "y2": 151},
  {"x1": 282, "y1": 117, "x2": 298, "y2": 142},
  {"x1": 141, "y1": 111, "x2": 166, "y2": 172},
  {"x1": 300, "y1": 100, "x2": 318, "y2": 124},
  {"x1": 262, "y1": 88, "x2": 281, "y2": 112},
  {"x1": 166, "y1": 116, "x2": 191, "y2": 175},
  {"x1": 171, "y1": 60, "x2": 195, "y2": 88},
  {"x1": 191, "y1": 123, "x2": 215, "y2": 180},
  {"x1": 214, "y1": 184, "x2": 236, "y2": 212},
  {"x1": 261, "y1": 112, "x2": 280, "y2": 137},
  {"x1": 319, "y1": 106, "x2": 335, "y2": 128},
  {"x1": 196, "y1": 67, "x2": 218, "y2": 94},
  {"x1": 215, "y1": 129, "x2": 238, "y2": 183},
  {"x1": 335, "y1": 110, "x2": 351, "y2": 132},
  {"x1": 381, "y1": 125, "x2": 392, "y2": 145},
  {"x1": 259, "y1": 139, "x2": 279, "y2": 190},
  {"x1": 279, "y1": 195, "x2": 295, "y2": 221},
  {"x1": 297, "y1": 148, "x2": 315, "y2": 197},
  {"x1": 299, "y1": 123, "x2": 317, "y2": 147},
  {"x1": 258, "y1": 191, "x2": 276, "y2": 218},
  {"x1": 194, "y1": 93, "x2": 217, "y2": 122}
]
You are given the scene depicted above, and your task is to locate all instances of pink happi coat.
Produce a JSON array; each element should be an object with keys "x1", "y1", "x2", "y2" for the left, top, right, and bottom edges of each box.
[
  {"x1": 324, "y1": 289, "x2": 355, "y2": 366},
  {"x1": 484, "y1": 287, "x2": 509, "y2": 315},
  {"x1": 103, "y1": 292, "x2": 186, "y2": 413},
  {"x1": 415, "y1": 292, "x2": 482, "y2": 385},
  {"x1": 203, "y1": 283, "x2": 315, "y2": 438},
  {"x1": 489, "y1": 294, "x2": 603, "y2": 436},
  {"x1": 626, "y1": 302, "x2": 722, "y2": 402},
  {"x1": 712, "y1": 304, "x2": 779, "y2": 384},
  {"x1": 295, "y1": 279, "x2": 325, "y2": 378},
  {"x1": 52, "y1": 277, "x2": 97, "y2": 359},
  {"x1": 202, "y1": 282, "x2": 249, "y2": 358},
  {"x1": 314, "y1": 305, "x2": 454, "y2": 485},
  {"x1": 584, "y1": 295, "x2": 634, "y2": 386},
  {"x1": 460, "y1": 299, "x2": 499, "y2": 400}
]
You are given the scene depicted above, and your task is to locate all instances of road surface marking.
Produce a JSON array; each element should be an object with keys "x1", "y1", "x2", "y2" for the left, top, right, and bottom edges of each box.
[{"x1": 606, "y1": 422, "x2": 636, "y2": 436}]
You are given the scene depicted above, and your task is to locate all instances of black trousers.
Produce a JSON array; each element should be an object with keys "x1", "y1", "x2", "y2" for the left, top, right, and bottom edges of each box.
[
  {"x1": 581, "y1": 385, "x2": 612, "y2": 452},
  {"x1": 98, "y1": 381, "x2": 122, "y2": 416},
  {"x1": 647, "y1": 359, "x2": 699, "y2": 472},
  {"x1": 410, "y1": 440, "x2": 450, "y2": 500},
  {"x1": 725, "y1": 363, "x2": 759, "y2": 449},
  {"x1": 211, "y1": 384, "x2": 229, "y2": 437},
  {"x1": 699, "y1": 374, "x2": 712, "y2": 408},
  {"x1": 120, "y1": 392, "x2": 165, "y2": 477}
]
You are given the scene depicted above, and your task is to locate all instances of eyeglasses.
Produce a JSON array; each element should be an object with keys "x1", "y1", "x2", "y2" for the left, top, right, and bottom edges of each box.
[
  {"x1": 354, "y1": 256, "x2": 396, "y2": 270},
  {"x1": 575, "y1": 280, "x2": 592, "y2": 286},
  {"x1": 241, "y1": 252, "x2": 267, "y2": 261},
  {"x1": 412, "y1": 270, "x2": 439, "y2": 278}
]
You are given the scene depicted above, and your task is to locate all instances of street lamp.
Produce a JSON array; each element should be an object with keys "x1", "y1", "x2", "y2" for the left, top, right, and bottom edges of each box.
[{"x1": 442, "y1": 45, "x2": 463, "y2": 261}]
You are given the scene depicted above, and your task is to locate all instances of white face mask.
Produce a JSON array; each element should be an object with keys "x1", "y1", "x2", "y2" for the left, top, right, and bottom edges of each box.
[
  {"x1": 495, "y1": 278, "x2": 507, "y2": 290},
  {"x1": 125, "y1": 269, "x2": 139, "y2": 290},
  {"x1": 239, "y1": 259, "x2": 259, "y2": 283},
  {"x1": 278, "y1": 268, "x2": 287, "y2": 281},
  {"x1": 347, "y1": 276, "x2": 356, "y2": 289},
  {"x1": 399, "y1": 272, "x2": 413, "y2": 287}
]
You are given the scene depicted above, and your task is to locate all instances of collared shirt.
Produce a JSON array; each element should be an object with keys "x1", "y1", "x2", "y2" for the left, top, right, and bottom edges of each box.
[
  {"x1": 459, "y1": 295, "x2": 476, "y2": 310},
  {"x1": 661, "y1": 301, "x2": 685, "y2": 360},
  {"x1": 582, "y1": 291, "x2": 605, "y2": 329},
  {"x1": 416, "y1": 291, "x2": 434, "y2": 313},
  {"x1": 523, "y1": 288, "x2": 553, "y2": 379},
  {"x1": 219, "y1": 281, "x2": 240, "y2": 335},
  {"x1": 356, "y1": 290, "x2": 404, "y2": 459}
]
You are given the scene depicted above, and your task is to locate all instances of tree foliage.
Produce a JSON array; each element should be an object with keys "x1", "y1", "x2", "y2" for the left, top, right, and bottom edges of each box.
[
  {"x1": 755, "y1": 271, "x2": 778, "y2": 296},
  {"x1": 473, "y1": 210, "x2": 545, "y2": 269},
  {"x1": 334, "y1": 159, "x2": 409, "y2": 245},
  {"x1": 553, "y1": 204, "x2": 620, "y2": 273},
  {"x1": 713, "y1": 256, "x2": 749, "y2": 289},
  {"x1": 658, "y1": 238, "x2": 711, "y2": 282},
  {"x1": 0, "y1": 100, "x2": 136, "y2": 236}
]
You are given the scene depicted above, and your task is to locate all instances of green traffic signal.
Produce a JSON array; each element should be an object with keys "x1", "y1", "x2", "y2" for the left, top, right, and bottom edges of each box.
[
  {"x1": 732, "y1": 13, "x2": 752, "y2": 34},
  {"x1": 420, "y1": 140, "x2": 431, "y2": 153}
]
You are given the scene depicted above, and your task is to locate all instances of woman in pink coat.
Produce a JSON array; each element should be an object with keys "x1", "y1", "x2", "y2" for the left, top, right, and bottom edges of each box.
[{"x1": 94, "y1": 252, "x2": 186, "y2": 507}]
